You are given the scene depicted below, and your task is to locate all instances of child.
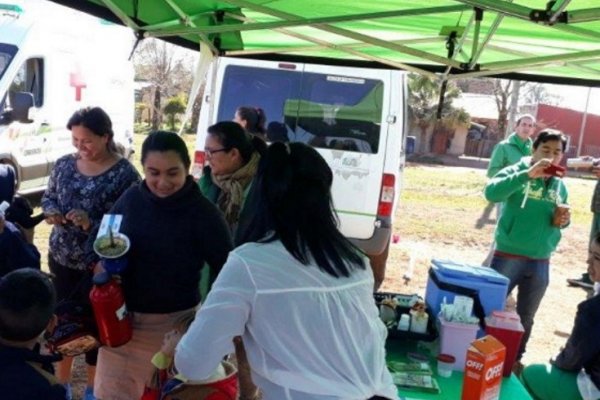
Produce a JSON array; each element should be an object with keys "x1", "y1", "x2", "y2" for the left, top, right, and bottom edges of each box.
[
  {"x1": 141, "y1": 309, "x2": 237, "y2": 400},
  {"x1": 0, "y1": 268, "x2": 66, "y2": 399},
  {"x1": 0, "y1": 164, "x2": 44, "y2": 231},
  {"x1": 0, "y1": 214, "x2": 41, "y2": 275}
]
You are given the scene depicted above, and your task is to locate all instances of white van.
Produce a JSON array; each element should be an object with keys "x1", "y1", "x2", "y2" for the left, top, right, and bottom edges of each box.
[
  {"x1": 0, "y1": 1, "x2": 134, "y2": 193},
  {"x1": 193, "y1": 57, "x2": 406, "y2": 259}
]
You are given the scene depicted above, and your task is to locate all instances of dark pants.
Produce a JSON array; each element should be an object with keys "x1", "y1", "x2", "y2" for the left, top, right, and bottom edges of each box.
[
  {"x1": 490, "y1": 254, "x2": 549, "y2": 360},
  {"x1": 49, "y1": 256, "x2": 98, "y2": 366}
]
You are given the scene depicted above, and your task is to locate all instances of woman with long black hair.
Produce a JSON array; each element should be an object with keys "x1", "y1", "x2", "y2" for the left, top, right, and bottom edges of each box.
[{"x1": 176, "y1": 142, "x2": 396, "y2": 400}]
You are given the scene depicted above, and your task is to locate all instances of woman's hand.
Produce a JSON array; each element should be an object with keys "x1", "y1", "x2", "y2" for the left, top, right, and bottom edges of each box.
[
  {"x1": 528, "y1": 158, "x2": 553, "y2": 179},
  {"x1": 66, "y1": 209, "x2": 91, "y2": 230},
  {"x1": 160, "y1": 330, "x2": 182, "y2": 357},
  {"x1": 45, "y1": 212, "x2": 67, "y2": 225}
]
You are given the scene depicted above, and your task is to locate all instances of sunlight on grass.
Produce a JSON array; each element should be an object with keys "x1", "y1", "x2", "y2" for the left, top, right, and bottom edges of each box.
[{"x1": 397, "y1": 165, "x2": 595, "y2": 243}]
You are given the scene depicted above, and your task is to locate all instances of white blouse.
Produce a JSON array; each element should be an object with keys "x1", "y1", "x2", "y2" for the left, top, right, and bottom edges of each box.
[{"x1": 175, "y1": 241, "x2": 397, "y2": 400}]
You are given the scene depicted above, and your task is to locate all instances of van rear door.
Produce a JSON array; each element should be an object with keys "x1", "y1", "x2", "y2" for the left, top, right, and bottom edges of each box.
[
  {"x1": 209, "y1": 57, "x2": 393, "y2": 247},
  {"x1": 294, "y1": 63, "x2": 391, "y2": 242}
]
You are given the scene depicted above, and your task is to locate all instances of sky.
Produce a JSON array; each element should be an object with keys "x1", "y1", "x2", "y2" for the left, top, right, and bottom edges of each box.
[{"x1": 541, "y1": 84, "x2": 600, "y2": 116}]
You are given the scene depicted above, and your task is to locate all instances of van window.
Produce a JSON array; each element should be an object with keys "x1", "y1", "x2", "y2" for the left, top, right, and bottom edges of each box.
[
  {"x1": 9, "y1": 58, "x2": 44, "y2": 107},
  {"x1": 217, "y1": 65, "x2": 383, "y2": 154}
]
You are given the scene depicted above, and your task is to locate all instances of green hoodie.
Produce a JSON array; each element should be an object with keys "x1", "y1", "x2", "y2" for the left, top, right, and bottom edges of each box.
[
  {"x1": 487, "y1": 133, "x2": 533, "y2": 178},
  {"x1": 484, "y1": 158, "x2": 568, "y2": 259}
]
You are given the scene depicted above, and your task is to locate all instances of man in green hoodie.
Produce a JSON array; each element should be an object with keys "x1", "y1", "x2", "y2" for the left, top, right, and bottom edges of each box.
[
  {"x1": 485, "y1": 129, "x2": 569, "y2": 374},
  {"x1": 482, "y1": 114, "x2": 536, "y2": 266},
  {"x1": 487, "y1": 114, "x2": 536, "y2": 178}
]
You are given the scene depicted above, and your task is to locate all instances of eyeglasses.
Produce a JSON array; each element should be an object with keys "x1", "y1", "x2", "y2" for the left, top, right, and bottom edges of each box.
[{"x1": 205, "y1": 147, "x2": 230, "y2": 157}]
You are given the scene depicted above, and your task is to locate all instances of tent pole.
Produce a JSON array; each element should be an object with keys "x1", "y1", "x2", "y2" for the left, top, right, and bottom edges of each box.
[
  {"x1": 151, "y1": 5, "x2": 470, "y2": 35},
  {"x1": 98, "y1": 0, "x2": 140, "y2": 30},
  {"x1": 548, "y1": 0, "x2": 571, "y2": 24},
  {"x1": 468, "y1": 1, "x2": 514, "y2": 70},
  {"x1": 220, "y1": 0, "x2": 463, "y2": 68},
  {"x1": 576, "y1": 87, "x2": 592, "y2": 157},
  {"x1": 226, "y1": 13, "x2": 439, "y2": 79}
]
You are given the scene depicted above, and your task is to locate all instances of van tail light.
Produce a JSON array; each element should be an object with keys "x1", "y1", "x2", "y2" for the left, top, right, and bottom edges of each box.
[
  {"x1": 377, "y1": 173, "x2": 395, "y2": 217},
  {"x1": 191, "y1": 150, "x2": 206, "y2": 180}
]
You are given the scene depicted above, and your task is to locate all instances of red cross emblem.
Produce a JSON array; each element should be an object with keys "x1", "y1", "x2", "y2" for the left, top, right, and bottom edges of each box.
[{"x1": 69, "y1": 70, "x2": 87, "y2": 101}]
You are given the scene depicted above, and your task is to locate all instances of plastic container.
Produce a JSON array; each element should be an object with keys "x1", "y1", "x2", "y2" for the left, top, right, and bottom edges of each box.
[
  {"x1": 93, "y1": 232, "x2": 130, "y2": 275},
  {"x1": 374, "y1": 292, "x2": 438, "y2": 341},
  {"x1": 425, "y1": 259, "x2": 509, "y2": 336},
  {"x1": 437, "y1": 354, "x2": 456, "y2": 378},
  {"x1": 397, "y1": 314, "x2": 410, "y2": 331},
  {"x1": 89, "y1": 272, "x2": 132, "y2": 347},
  {"x1": 439, "y1": 317, "x2": 479, "y2": 371},
  {"x1": 485, "y1": 311, "x2": 524, "y2": 377}
]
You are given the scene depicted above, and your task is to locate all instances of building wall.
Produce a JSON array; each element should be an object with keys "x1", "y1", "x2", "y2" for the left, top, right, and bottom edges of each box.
[{"x1": 536, "y1": 104, "x2": 600, "y2": 157}]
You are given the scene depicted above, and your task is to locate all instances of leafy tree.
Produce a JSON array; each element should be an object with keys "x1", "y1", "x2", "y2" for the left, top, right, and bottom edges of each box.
[
  {"x1": 522, "y1": 82, "x2": 562, "y2": 106},
  {"x1": 492, "y1": 79, "x2": 512, "y2": 139},
  {"x1": 407, "y1": 73, "x2": 470, "y2": 153},
  {"x1": 133, "y1": 38, "x2": 196, "y2": 130},
  {"x1": 164, "y1": 95, "x2": 187, "y2": 130}
]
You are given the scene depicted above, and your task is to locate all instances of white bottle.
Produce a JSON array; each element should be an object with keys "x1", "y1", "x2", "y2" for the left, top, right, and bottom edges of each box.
[{"x1": 0, "y1": 201, "x2": 9, "y2": 218}]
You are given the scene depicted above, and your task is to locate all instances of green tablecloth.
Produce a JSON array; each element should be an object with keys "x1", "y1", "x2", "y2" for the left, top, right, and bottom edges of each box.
[{"x1": 386, "y1": 340, "x2": 532, "y2": 400}]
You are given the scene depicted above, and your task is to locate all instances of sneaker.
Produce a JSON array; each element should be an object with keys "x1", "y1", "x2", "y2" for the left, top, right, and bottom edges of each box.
[
  {"x1": 64, "y1": 383, "x2": 72, "y2": 400},
  {"x1": 84, "y1": 386, "x2": 96, "y2": 400},
  {"x1": 567, "y1": 273, "x2": 594, "y2": 289}
]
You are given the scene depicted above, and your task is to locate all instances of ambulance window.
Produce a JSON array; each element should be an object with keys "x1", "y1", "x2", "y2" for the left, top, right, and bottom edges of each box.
[
  {"x1": 295, "y1": 74, "x2": 383, "y2": 154},
  {"x1": 9, "y1": 58, "x2": 44, "y2": 107}
]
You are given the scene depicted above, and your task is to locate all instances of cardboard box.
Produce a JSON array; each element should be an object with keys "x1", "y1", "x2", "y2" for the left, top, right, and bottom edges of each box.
[{"x1": 461, "y1": 335, "x2": 506, "y2": 400}]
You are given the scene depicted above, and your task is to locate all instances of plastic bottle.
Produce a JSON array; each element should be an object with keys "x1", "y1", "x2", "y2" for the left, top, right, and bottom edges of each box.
[{"x1": 89, "y1": 272, "x2": 132, "y2": 347}]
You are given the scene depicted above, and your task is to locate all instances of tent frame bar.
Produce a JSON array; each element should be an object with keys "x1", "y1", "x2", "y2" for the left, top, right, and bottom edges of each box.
[
  {"x1": 220, "y1": 0, "x2": 463, "y2": 69},
  {"x1": 149, "y1": 5, "x2": 470, "y2": 36}
]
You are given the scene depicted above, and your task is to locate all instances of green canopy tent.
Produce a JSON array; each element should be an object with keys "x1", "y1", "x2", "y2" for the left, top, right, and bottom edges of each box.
[{"x1": 47, "y1": 0, "x2": 600, "y2": 86}]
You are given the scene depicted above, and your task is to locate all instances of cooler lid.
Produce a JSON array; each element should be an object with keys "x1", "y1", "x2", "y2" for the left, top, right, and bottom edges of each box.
[{"x1": 431, "y1": 259, "x2": 509, "y2": 285}]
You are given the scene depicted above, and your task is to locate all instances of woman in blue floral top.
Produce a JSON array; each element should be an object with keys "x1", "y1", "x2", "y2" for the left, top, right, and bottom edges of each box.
[{"x1": 41, "y1": 107, "x2": 139, "y2": 400}]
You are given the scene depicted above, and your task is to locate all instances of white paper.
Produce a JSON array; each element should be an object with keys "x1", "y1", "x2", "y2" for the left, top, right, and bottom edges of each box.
[{"x1": 97, "y1": 214, "x2": 123, "y2": 239}]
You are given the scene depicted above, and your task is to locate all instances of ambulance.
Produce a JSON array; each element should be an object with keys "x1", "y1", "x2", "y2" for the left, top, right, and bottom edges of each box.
[{"x1": 0, "y1": 0, "x2": 134, "y2": 193}]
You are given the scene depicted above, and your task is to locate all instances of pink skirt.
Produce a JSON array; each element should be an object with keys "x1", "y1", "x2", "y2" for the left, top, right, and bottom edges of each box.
[{"x1": 94, "y1": 308, "x2": 195, "y2": 400}]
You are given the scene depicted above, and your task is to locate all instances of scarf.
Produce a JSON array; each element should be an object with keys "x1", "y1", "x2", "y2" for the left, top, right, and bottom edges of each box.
[{"x1": 211, "y1": 152, "x2": 260, "y2": 230}]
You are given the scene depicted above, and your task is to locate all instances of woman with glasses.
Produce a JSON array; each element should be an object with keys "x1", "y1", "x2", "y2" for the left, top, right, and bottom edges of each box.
[
  {"x1": 198, "y1": 121, "x2": 267, "y2": 400},
  {"x1": 199, "y1": 121, "x2": 267, "y2": 244}
]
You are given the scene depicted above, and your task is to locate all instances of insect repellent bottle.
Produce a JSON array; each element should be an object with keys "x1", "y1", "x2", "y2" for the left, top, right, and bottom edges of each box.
[{"x1": 89, "y1": 272, "x2": 132, "y2": 347}]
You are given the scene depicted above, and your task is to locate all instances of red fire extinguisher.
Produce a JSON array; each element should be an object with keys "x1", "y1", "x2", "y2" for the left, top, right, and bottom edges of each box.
[{"x1": 89, "y1": 272, "x2": 132, "y2": 347}]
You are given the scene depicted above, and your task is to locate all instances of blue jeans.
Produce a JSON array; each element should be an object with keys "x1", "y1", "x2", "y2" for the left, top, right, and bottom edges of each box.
[{"x1": 491, "y1": 255, "x2": 549, "y2": 360}]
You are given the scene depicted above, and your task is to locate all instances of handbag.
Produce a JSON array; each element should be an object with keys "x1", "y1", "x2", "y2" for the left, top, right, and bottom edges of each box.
[{"x1": 45, "y1": 276, "x2": 100, "y2": 356}]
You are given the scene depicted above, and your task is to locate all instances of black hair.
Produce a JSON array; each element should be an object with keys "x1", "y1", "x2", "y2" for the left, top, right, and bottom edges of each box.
[
  {"x1": 236, "y1": 106, "x2": 266, "y2": 135},
  {"x1": 0, "y1": 268, "x2": 56, "y2": 342},
  {"x1": 252, "y1": 142, "x2": 365, "y2": 278},
  {"x1": 141, "y1": 131, "x2": 191, "y2": 171},
  {"x1": 207, "y1": 121, "x2": 266, "y2": 164},
  {"x1": 533, "y1": 129, "x2": 567, "y2": 152},
  {"x1": 67, "y1": 107, "x2": 117, "y2": 153}
]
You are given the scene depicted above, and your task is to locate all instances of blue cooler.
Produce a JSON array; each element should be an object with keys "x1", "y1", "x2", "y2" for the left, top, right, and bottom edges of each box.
[{"x1": 425, "y1": 259, "x2": 509, "y2": 335}]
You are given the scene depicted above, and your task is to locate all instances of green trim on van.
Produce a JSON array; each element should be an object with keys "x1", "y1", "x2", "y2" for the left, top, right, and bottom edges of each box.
[{"x1": 335, "y1": 209, "x2": 376, "y2": 217}]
